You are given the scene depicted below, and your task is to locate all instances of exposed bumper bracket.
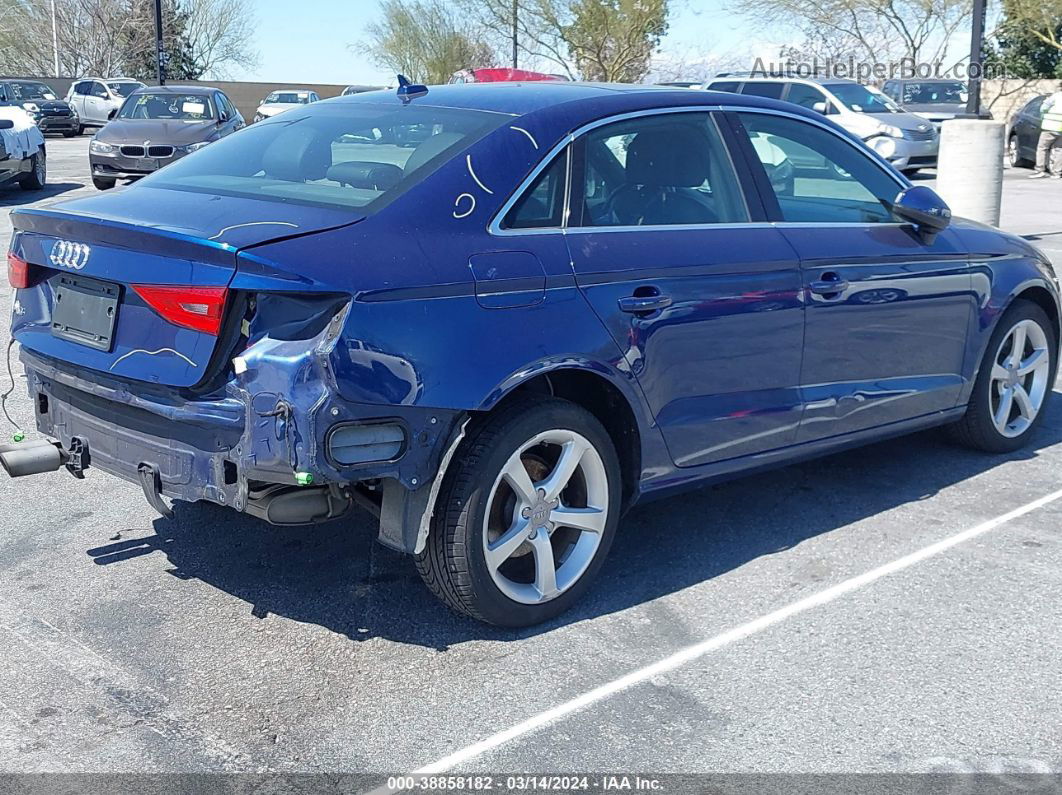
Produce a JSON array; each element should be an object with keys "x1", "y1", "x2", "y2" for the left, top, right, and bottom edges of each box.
[{"x1": 136, "y1": 462, "x2": 173, "y2": 519}]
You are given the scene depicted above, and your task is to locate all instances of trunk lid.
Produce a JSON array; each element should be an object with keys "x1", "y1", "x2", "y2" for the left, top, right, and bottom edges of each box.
[{"x1": 11, "y1": 186, "x2": 361, "y2": 388}]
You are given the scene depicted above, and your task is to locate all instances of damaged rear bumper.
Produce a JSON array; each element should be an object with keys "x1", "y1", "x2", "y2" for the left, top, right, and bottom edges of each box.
[{"x1": 18, "y1": 347, "x2": 464, "y2": 553}]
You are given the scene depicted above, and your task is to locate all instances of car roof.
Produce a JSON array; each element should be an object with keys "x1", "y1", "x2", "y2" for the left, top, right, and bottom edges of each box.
[
  {"x1": 326, "y1": 81, "x2": 840, "y2": 132},
  {"x1": 708, "y1": 74, "x2": 863, "y2": 87},
  {"x1": 130, "y1": 85, "x2": 217, "y2": 95}
]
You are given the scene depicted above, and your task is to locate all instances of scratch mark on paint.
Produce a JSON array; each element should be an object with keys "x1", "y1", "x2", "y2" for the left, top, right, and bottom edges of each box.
[
  {"x1": 466, "y1": 154, "x2": 494, "y2": 195},
  {"x1": 453, "y1": 193, "x2": 476, "y2": 219},
  {"x1": 208, "y1": 221, "x2": 299, "y2": 241},
  {"x1": 110, "y1": 348, "x2": 197, "y2": 371},
  {"x1": 510, "y1": 126, "x2": 538, "y2": 149}
]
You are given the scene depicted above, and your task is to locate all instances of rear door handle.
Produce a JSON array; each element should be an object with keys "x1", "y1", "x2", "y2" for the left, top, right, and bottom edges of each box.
[
  {"x1": 618, "y1": 294, "x2": 673, "y2": 314},
  {"x1": 809, "y1": 272, "x2": 849, "y2": 296}
]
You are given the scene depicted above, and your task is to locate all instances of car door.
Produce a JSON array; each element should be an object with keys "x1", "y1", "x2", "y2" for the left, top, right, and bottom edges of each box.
[
  {"x1": 84, "y1": 80, "x2": 110, "y2": 124},
  {"x1": 564, "y1": 110, "x2": 806, "y2": 468},
  {"x1": 69, "y1": 81, "x2": 88, "y2": 118},
  {"x1": 730, "y1": 109, "x2": 972, "y2": 442}
]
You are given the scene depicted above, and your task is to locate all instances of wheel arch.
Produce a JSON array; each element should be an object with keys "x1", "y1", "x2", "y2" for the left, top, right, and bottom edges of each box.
[{"x1": 481, "y1": 360, "x2": 646, "y2": 511}]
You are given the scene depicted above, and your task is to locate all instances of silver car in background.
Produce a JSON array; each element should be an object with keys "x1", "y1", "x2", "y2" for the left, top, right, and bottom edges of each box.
[
  {"x1": 65, "y1": 77, "x2": 146, "y2": 132},
  {"x1": 705, "y1": 74, "x2": 940, "y2": 175}
]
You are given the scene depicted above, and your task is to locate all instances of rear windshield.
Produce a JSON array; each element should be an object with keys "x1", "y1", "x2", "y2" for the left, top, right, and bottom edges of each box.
[
  {"x1": 118, "y1": 93, "x2": 215, "y2": 120},
  {"x1": 901, "y1": 81, "x2": 967, "y2": 105},
  {"x1": 137, "y1": 103, "x2": 508, "y2": 212}
]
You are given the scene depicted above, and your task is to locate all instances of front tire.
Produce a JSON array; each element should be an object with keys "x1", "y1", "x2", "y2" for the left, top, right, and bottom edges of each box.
[
  {"x1": 1009, "y1": 134, "x2": 1031, "y2": 168},
  {"x1": 416, "y1": 398, "x2": 622, "y2": 627},
  {"x1": 18, "y1": 148, "x2": 45, "y2": 190},
  {"x1": 949, "y1": 299, "x2": 1056, "y2": 452}
]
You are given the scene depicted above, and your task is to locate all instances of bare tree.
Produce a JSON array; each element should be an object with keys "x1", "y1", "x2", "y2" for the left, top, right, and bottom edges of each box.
[
  {"x1": 365, "y1": 0, "x2": 496, "y2": 84},
  {"x1": 181, "y1": 0, "x2": 257, "y2": 78},
  {"x1": 730, "y1": 0, "x2": 971, "y2": 66}
]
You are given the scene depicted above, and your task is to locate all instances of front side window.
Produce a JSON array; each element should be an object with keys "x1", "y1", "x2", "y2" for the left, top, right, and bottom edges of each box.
[
  {"x1": 737, "y1": 112, "x2": 901, "y2": 224},
  {"x1": 709, "y1": 81, "x2": 740, "y2": 93},
  {"x1": 572, "y1": 112, "x2": 748, "y2": 227},
  {"x1": 118, "y1": 93, "x2": 215, "y2": 120},
  {"x1": 138, "y1": 103, "x2": 507, "y2": 212},
  {"x1": 91, "y1": 81, "x2": 108, "y2": 98},
  {"x1": 785, "y1": 83, "x2": 827, "y2": 111},
  {"x1": 74, "y1": 81, "x2": 91, "y2": 96},
  {"x1": 826, "y1": 83, "x2": 901, "y2": 114}
]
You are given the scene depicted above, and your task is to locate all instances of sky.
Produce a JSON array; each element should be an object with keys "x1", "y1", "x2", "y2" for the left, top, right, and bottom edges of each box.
[{"x1": 229, "y1": 0, "x2": 759, "y2": 86}]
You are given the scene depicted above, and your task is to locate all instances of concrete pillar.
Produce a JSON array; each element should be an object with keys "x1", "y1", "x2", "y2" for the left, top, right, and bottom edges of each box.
[{"x1": 935, "y1": 119, "x2": 1005, "y2": 226}]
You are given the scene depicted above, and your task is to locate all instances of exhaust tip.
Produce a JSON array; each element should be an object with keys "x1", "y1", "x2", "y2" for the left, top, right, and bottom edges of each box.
[{"x1": 0, "y1": 438, "x2": 65, "y2": 478}]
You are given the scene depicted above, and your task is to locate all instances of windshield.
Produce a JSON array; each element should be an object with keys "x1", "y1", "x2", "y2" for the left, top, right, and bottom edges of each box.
[
  {"x1": 265, "y1": 92, "x2": 309, "y2": 104},
  {"x1": 901, "y1": 81, "x2": 967, "y2": 105},
  {"x1": 117, "y1": 93, "x2": 215, "y2": 120},
  {"x1": 109, "y1": 81, "x2": 144, "y2": 97},
  {"x1": 827, "y1": 84, "x2": 901, "y2": 114},
  {"x1": 10, "y1": 82, "x2": 57, "y2": 100},
  {"x1": 138, "y1": 103, "x2": 508, "y2": 212}
]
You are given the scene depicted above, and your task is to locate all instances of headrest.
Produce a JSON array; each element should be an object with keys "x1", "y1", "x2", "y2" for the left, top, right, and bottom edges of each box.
[
  {"x1": 403, "y1": 132, "x2": 464, "y2": 173},
  {"x1": 625, "y1": 127, "x2": 710, "y2": 187},
  {"x1": 326, "y1": 160, "x2": 403, "y2": 190},
  {"x1": 262, "y1": 125, "x2": 331, "y2": 182}
]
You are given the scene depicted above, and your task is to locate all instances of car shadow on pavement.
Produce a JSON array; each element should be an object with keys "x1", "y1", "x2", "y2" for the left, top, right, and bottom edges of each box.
[
  {"x1": 0, "y1": 181, "x2": 84, "y2": 206},
  {"x1": 84, "y1": 398, "x2": 1062, "y2": 650}
]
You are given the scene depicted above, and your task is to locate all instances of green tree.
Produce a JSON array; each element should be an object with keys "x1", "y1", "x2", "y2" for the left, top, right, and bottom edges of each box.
[
  {"x1": 366, "y1": 0, "x2": 496, "y2": 84},
  {"x1": 564, "y1": 0, "x2": 668, "y2": 82},
  {"x1": 122, "y1": 0, "x2": 201, "y2": 80},
  {"x1": 987, "y1": 0, "x2": 1062, "y2": 78}
]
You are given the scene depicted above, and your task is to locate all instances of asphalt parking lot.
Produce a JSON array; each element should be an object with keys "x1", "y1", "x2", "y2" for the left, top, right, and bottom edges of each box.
[{"x1": 3, "y1": 137, "x2": 1062, "y2": 788}]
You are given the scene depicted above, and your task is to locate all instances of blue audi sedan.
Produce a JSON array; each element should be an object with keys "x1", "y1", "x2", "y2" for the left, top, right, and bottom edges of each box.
[{"x1": 4, "y1": 82, "x2": 1059, "y2": 626}]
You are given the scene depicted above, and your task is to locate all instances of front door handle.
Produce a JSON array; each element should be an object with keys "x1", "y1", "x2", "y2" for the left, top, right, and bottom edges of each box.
[
  {"x1": 809, "y1": 272, "x2": 849, "y2": 297},
  {"x1": 618, "y1": 293, "x2": 673, "y2": 314}
]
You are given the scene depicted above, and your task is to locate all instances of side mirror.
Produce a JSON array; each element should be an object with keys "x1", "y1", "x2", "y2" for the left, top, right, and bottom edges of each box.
[
  {"x1": 892, "y1": 185, "x2": 951, "y2": 243},
  {"x1": 107, "y1": 108, "x2": 117, "y2": 120},
  {"x1": 812, "y1": 101, "x2": 828, "y2": 115},
  {"x1": 0, "y1": 119, "x2": 13, "y2": 130}
]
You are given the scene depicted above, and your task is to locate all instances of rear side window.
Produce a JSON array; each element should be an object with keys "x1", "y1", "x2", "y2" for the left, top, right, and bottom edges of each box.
[
  {"x1": 741, "y1": 82, "x2": 786, "y2": 99},
  {"x1": 785, "y1": 83, "x2": 826, "y2": 111},
  {"x1": 708, "y1": 81, "x2": 740, "y2": 93},
  {"x1": 736, "y1": 112, "x2": 901, "y2": 224},
  {"x1": 138, "y1": 103, "x2": 507, "y2": 212},
  {"x1": 74, "y1": 81, "x2": 91, "y2": 96},
  {"x1": 572, "y1": 112, "x2": 748, "y2": 227},
  {"x1": 503, "y1": 148, "x2": 569, "y2": 229}
]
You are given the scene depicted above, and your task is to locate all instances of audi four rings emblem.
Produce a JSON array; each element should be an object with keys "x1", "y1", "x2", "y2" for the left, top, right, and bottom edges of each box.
[{"x1": 49, "y1": 240, "x2": 91, "y2": 270}]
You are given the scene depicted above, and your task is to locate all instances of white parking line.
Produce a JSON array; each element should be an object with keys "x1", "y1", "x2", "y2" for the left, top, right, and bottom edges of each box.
[{"x1": 370, "y1": 487, "x2": 1062, "y2": 789}]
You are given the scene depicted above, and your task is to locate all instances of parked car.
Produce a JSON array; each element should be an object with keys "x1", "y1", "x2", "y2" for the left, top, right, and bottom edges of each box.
[
  {"x1": 1007, "y1": 94, "x2": 1055, "y2": 170},
  {"x1": 449, "y1": 68, "x2": 567, "y2": 83},
  {"x1": 253, "y1": 89, "x2": 318, "y2": 122},
  {"x1": 0, "y1": 111, "x2": 46, "y2": 190},
  {"x1": 881, "y1": 77, "x2": 985, "y2": 129},
  {"x1": 705, "y1": 74, "x2": 939, "y2": 175},
  {"x1": 4, "y1": 84, "x2": 1059, "y2": 627},
  {"x1": 65, "y1": 77, "x2": 146, "y2": 132},
  {"x1": 0, "y1": 79, "x2": 79, "y2": 137},
  {"x1": 88, "y1": 85, "x2": 244, "y2": 190}
]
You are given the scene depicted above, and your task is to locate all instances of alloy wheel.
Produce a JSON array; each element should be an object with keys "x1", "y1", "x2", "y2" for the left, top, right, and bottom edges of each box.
[
  {"x1": 989, "y1": 318, "x2": 1051, "y2": 438},
  {"x1": 1008, "y1": 136, "x2": 1018, "y2": 167},
  {"x1": 482, "y1": 429, "x2": 609, "y2": 605},
  {"x1": 35, "y1": 152, "x2": 46, "y2": 185}
]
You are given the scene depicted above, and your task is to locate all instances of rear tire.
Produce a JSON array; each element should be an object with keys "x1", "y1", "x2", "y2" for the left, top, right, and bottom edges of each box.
[
  {"x1": 92, "y1": 177, "x2": 116, "y2": 190},
  {"x1": 1009, "y1": 134, "x2": 1031, "y2": 168},
  {"x1": 948, "y1": 299, "x2": 1057, "y2": 452},
  {"x1": 18, "y1": 149, "x2": 45, "y2": 190},
  {"x1": 415, "y1": 398, "x2": 622, "y2": 627}
]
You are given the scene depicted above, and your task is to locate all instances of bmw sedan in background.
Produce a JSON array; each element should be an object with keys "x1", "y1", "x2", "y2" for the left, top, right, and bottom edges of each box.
[
  {"x1": 253, "y1": 89, "x2": 318, "y2": 122},
  {"x1": 88, "y1": 85, "x2": 244, "y2": 189},
  {"x1": 0, "y1": 79, "x2": 79, "y2": 137},
  {"x1": 4, "y1": 83, "x2": 1059, "y2": 627}
]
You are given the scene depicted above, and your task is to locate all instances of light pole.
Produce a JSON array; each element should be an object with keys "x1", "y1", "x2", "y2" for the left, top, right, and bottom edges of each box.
[
  {"x1": 49, "y1": 0, "x2": 58, "y2": 77},
  {"x1": 965, "y1": 0, "x2": 987, "y2": 117},
  {"x1": 512, "y1": 0, "x2": 519, "y2": 69},
  {"x1": 154, "y1": 0, "x2": 165, "y2": 85}
]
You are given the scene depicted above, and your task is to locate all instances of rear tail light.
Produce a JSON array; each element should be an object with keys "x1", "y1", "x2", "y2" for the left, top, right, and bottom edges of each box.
[
  {"x1": 7, "y1": 252, "x2": 39, "y2": 289},
  {"x1": 132, "y1": 285, "x2": 228, "y2": 335}
]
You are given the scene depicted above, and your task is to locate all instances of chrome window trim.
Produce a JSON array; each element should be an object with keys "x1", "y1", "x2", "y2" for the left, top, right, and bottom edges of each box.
[{"x1": 487, "y1": 104, "x2": 908, "y2": 237}]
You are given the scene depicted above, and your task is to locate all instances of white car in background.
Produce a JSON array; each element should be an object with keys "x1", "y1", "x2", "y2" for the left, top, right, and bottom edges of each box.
[{"x1": 253, "y1": 89, "x2": 319, "y2": 122}]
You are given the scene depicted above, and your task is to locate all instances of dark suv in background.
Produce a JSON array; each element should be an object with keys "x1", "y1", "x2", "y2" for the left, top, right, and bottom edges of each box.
[
  {"x1": 1008, "y1": 94, "x2": 1052, "y2": 170},
  {"x1": 0, "y1": 79, "x2": 79, "y2": 137}
]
